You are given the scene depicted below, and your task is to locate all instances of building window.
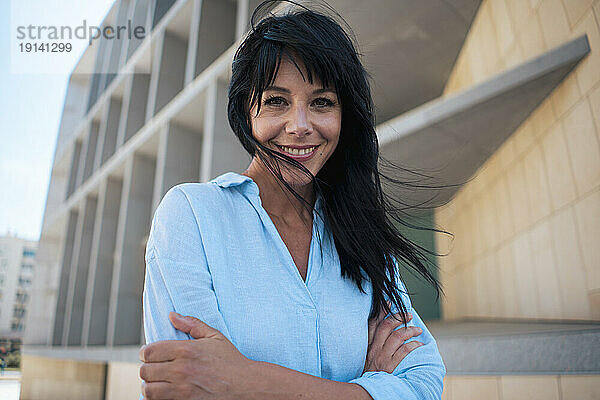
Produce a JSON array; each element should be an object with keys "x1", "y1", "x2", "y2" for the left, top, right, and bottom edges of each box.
[
  {"x1": 18, "y1": 277, "x2": 31, "y2": 287},
  {"x1": 15, "y1": 292, "x2": 28, "y2": 303},
  {"x1": 13, "y1": 308, "x2": 25, "y2": 319},
  {"x1": 21, "y1": 263, "x2": 33, "y2": 271},
  {"x1": 22, "y1": 248, "x2": 36, "y2": 257},
  {"x1": 11, "y1": 322, "x2": 23, "y2": 331}
]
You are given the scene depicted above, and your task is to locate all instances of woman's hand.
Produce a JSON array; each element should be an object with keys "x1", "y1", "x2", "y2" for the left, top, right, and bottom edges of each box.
[
  {"x1": 139, "y1": 312, "x2": 258, "y2": 399},
  {"x1": 363, "y1": 302, "x2": 424, "y2": 374}
]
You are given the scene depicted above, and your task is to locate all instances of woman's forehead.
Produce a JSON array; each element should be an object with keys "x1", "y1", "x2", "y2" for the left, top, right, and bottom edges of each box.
[{"x1": 269, "y1": 57, "x2": 328, "y2": 89}]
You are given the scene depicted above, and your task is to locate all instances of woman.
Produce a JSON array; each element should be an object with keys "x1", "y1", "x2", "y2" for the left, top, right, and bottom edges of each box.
[{"x1": 140, "y1": 2, "x2": 445, "y2": 399}]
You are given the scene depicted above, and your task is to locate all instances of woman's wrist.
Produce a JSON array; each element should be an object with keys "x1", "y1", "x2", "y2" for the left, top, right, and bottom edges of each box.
[{"x1": 241, "y1": 360, "x2": 372, "y2": 400}]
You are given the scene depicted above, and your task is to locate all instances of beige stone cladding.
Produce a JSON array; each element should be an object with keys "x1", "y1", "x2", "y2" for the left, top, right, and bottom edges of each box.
[{"x1": 437, "y1": 0, "x2": 600, "y2": 321}]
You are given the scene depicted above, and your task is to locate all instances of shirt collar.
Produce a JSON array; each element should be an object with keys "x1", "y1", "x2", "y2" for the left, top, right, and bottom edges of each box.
[
  {"x1": 210, "y1": 172, "x2": 323, "y2": 212},
  {"x1": 210, "y1": 172, "x2": 255, "y2": 189}
]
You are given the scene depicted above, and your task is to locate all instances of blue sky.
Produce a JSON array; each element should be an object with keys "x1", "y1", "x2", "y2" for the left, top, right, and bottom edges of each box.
[{"x1": 0, "y1": 0, "x2": 115, "y2": 241}]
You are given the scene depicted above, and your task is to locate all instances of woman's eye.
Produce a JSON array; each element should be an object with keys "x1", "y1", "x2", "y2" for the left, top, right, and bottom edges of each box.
[
  {"x1": 264, "y1": 96, "x2": 287, "y2": 107},
  {"x1": 313, "y1": 98, "x2": 335, "y2": 108}
]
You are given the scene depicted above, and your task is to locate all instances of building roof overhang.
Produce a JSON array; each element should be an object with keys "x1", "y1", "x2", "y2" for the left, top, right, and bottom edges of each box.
[{"x1": 377, "y1": 35, "x2": 591, "y2": 210}]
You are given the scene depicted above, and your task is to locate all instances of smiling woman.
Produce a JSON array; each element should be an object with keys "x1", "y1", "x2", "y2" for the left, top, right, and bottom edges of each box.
[{"x1": 140, "y1": 1, "x2": 445, "y2": 399}]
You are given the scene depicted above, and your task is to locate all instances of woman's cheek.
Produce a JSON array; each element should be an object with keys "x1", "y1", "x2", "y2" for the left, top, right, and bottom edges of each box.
[{"x1": 253, "y1": 117, "x2": 283, "y2": 143}]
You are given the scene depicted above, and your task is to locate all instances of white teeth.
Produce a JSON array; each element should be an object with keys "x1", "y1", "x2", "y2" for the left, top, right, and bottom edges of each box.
[{"x1": 280, "y1": 146, "x2": 316, "y2": 156}]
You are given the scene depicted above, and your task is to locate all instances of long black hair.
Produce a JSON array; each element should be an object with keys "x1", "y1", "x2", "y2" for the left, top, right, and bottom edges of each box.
[{"x1": 227, "y1": 0, "x2": 446, "y2": 325}]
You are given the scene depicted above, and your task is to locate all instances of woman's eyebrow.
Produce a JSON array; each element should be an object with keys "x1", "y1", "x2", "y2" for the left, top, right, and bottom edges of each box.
[
  {"x1": 264, "y1": 86, "x2": 336, "y2": 95},
  {"x1": 264, "y1": 86, "x2": 291, "y2": 94}
]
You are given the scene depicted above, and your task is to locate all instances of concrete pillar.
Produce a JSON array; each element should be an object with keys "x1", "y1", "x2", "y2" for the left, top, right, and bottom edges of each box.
[
  {"x1": 99, "y1": 97, "x2": 123, "y2": 166},
  {"x1": 52, "y1": 210, "x2": 78, "y2": 346},
  {"x1": 87, "y1": 30, "x2": 110, "y2": 113},
  {"x1": 82, "y1": 177, "x2": 123, "y2": 346},
  {"x1": 206, "y1": 79, "x2": 250, "y2": 180},
  {"x1": 184, "y1": 0, "x2": 202, "y2": 85},
  {"x1": 83, "y1": 122, "x2": 100, "y2": 182},
  {"x1": 63, "y1": 196, "x2": 98, "y2": 345},
  {"x1": 145, "y1": 30, "x2": 163, "y2": 123},
  {"x1": 75, "y1": 134, "x2": 88, "y2": 189},
  {"x1": 96, "y1": 22, "x2": 117, "y2": 104},
  {"x1": 124, "y1": 71, "x2": 151, "y2": 144},
  {"x1": 200, "y1": 82, "x2": 216, "y2": 182},
  {"x1": 105, "y1": 0, "x2": 131, "y2": 89},
  {"x1": 117, "y1": 0, "x2": 135, "y2": 70},
  {"x1": 151, "y1": 0, "x2": 177, "y2": 29},
  {"x1": 194, "y1": 0, "x2": 236, "y2": 78},
  {"x1": 126, "y1": 0, "x2": 152, "y2": 61},
  {"x1": 236, "y1": 0, "x2": 263, "y2": 38},
  {"x1": 154, "y1": 31, "x2": 188, "y2": 116},
  {"x1": 152, "y1": 122, "x2": 202, "y2": 211},
  {"x1": 107, "y1": 154, "x2": 156, "y2": 345},
  {"x1": 116, "y1": 75, "x2": 133, "y2": 149},
  {"x1": 93, "y1": 103, "x2": 109, "y2": 172},
  {"x1": 236, "y1": 0, "x2": 249, "y2": 40},
  {"x1": 65, "y1": 141, "x2": 82, "y2": 199}
]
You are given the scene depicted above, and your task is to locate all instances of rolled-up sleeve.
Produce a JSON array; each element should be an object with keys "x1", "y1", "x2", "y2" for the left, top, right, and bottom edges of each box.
[{"x1": 348, "y1": 280, "x2": 446, "y2": 400}]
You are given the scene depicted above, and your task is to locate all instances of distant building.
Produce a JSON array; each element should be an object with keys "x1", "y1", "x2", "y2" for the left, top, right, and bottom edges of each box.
[
  {"x1": 22, "y1": 0, "x2": 600, "y2": 399},
  {"x1": 0, "y1": 234, "x2": 36, "y2": 337}
]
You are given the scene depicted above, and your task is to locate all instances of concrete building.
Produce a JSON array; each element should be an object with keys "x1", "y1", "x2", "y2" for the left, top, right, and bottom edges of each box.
[
  {"x1": 22, "y1": 0, "x2": 600, "y2": 399},
  {"x1": 0, "y1": 234, "x2": 36, "y2": 337}
]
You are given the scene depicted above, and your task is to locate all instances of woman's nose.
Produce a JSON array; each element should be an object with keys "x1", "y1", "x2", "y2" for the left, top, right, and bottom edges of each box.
[{"x1": 285, "y1": 105, "x2": 312, "y2": 136}]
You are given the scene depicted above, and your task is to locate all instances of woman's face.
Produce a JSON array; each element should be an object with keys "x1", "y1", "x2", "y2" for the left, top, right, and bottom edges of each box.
[{"x1": 249, "y1": 57, "x2": 342, "y2": 186}]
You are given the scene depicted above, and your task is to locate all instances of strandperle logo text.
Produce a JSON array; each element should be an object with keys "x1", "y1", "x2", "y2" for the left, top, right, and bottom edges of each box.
[{"x1": 16, "y1": 19, "x2": 146, "y2": 45}]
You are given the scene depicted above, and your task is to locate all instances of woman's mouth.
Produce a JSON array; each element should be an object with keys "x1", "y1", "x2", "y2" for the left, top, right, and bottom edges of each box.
[{"x1": 275, "y1": 145, "x2": 320, "y2": 161}]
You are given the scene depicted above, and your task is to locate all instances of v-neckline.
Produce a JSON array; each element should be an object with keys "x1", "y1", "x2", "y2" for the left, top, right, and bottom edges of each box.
[
  {"x1": 265, "y1": 210, "x2": 314, "y2": 283},
  {"x1": 243, "y1": 176, "x2": 320, "y2": 287}
]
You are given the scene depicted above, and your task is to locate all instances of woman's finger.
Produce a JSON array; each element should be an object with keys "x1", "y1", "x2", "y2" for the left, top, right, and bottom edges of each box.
[
  {"x1": 368, "y1": 301, "x2": 391, "y2": 346},
  {"x1": 381, "y1": 326, "x2": 422, "y2": 355},
  {"x1": 371, "y1": 312, "x2": 412, "y2": 349},
  {"x1": 140, "y1": 361, "x2": 177, "y2": 383},
  {"x1": 141, "y1": 381, "x2": 173, "y2": 399},
  {"x1": 391, "y1": 341, "x2": 424, "y2": 365},
  {"x1": 140, "y1": 341, "x2": 185, "y2": 363}
]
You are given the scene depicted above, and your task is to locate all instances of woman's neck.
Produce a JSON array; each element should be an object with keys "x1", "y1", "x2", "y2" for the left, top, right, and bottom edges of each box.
[{"x1": 242, "y1": 159, "x2": 315, "y2": 225}]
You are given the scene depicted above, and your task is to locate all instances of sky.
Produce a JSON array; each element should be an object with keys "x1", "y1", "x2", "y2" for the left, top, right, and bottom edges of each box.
[{"x1": 0, "y1": 0, "x2": 116, "y2": 241}]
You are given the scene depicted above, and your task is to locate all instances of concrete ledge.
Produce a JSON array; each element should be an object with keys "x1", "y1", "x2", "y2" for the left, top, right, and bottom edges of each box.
[
  {"x1": 25, "y1": 320, "x2": 600, "y2": 375},
  {"x1": 22, "y1": 345, "x2": 140, "y2": 364},
  {"x1": 428, "y1": 320, "x2": 600, "y2": 375},
  {"x1": 377, "y1": 35, "x2": 590, "y2": 207}
]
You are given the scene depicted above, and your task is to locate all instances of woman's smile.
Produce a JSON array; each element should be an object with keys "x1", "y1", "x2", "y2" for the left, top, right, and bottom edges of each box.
[{"x1": 275, "y1": 144, "x2": 320, "y2": 160}]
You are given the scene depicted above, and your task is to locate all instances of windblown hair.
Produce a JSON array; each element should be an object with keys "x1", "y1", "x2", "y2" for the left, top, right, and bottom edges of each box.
[{"x1": 227, "y1": 0, "x2": 444, "y2": 324}]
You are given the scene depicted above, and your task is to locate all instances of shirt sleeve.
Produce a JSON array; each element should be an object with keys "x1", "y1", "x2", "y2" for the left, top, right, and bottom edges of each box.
[
  {"x1": 143, "y1": 185, "x2": 231, "y2": 344},
  {"x1": 141, "y1": 186, "x2": 232, "y2": 399},
  {"x1": 347, "y1": 279, "x2": 446, "y2": 400}
]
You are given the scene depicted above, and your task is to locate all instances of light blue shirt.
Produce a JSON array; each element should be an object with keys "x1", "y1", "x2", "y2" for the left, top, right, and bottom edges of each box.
[{"x1": 142, "y1": 172, "x2": 445, "y2": 399}]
